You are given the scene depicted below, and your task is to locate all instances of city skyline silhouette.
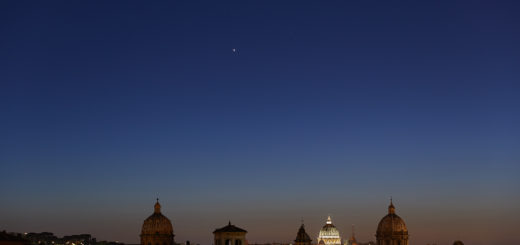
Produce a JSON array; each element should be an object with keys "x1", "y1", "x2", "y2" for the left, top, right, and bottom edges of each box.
[{"x1": 1, "y1": 1, "x2": 519, "y2": 245}]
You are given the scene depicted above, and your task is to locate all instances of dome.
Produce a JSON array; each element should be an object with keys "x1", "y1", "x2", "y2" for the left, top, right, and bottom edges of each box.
[
  {"x1": 317, "y1": 216, "x2": 341, "y2": 245},
  {"x1": 141, "y1": 201, "x2": 174, "y2": 235},
  {"x1": 319, "y1": 216, "x2": 341, "y2": 238},
  {"x1": 453, "y1": 241, "x2": 464, "y2": 245},
  {"x1": 376, "y1": 201, "x2": 407, "y2": 235},
  {"x1": 375, "y1": 200, "x2": 408, "y2": 245},
  {"x1": 141, "y1": 200, "x2": 174, "y2": 245}
]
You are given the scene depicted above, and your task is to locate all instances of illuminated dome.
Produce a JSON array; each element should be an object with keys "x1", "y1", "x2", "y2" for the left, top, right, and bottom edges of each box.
[
  {"x1": 375, "y1": 200, "x2": 408, "y2": 245},
  {"x1": 317, "y1": 216, "x2": 342, "y2": 245},
  {"x1": 140, "y1": 199, "x2": 175, "y2": 245}
]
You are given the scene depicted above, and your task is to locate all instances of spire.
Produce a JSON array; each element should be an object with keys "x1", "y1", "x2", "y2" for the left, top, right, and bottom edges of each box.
[
  {"x1": 228, "y1": 220, "x2": 231, "y2": 226},
  {"x1": 348, "y1": 225, "x2": 357, "y2": 245},
  {"x1": 295, "y1": 221, "x2": 312, "y2": 243},
  {"x1": 326, "y1": 215, "x2": 332, "y2": 224},
  {"x1": 154, "y1": 198, "x2": 161, "y2": 213},
  {"x1": 388, "y1": 197, "x2": 395, "y2": 214}
]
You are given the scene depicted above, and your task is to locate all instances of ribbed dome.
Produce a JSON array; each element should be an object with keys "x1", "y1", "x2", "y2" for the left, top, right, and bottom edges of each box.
[
  {"x1": 317, "y1": 216, "x2": 341, "y2": 245},
  {"x1": 376, "y1": 213, "x2": 407, "y2": 233},
  {"x1": 141, "y1": 201, "x2": 174, "y2": 236},
  {"x1": 319, "y1": 216, "x2": 341, "y2": 238},
  {"x1": 376, "y1": 201, "x2": 407, "y2": 234},
  {"x1": 319, "y1": 224, "x2": 340, "y2": 237}
]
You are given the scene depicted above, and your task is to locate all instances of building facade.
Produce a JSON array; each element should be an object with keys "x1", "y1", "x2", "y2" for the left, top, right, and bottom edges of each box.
[{"x1": 213, "y1": 222, "x2": 247, "y2": 245}]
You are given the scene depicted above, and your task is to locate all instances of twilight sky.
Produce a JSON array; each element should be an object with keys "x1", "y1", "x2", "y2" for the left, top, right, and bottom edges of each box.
[{"x1": 1, "y1": 1, "x2": 519, "y2": 245}]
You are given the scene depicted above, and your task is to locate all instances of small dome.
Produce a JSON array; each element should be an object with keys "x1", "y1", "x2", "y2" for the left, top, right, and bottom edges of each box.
[
  {"x1": 453, "y1": 241, "x2": 464, "y2": 245},
  {"x1": 295, "y1": 224, "x2": 312, "y2": 243},
  {"x1": 141, "y1": 200, "x2": 174, "y2": 236}
]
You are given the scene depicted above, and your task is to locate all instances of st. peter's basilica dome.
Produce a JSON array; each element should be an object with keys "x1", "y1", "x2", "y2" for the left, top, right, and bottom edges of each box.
[{"x1": 317, "y1": 216, "x2": 342, "y2": 245}]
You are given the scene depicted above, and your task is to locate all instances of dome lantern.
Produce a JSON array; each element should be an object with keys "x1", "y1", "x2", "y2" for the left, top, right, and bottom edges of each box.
[
  {"x1": 388, "y1": 198, "x2": 395, "y2": 214},
  {"x1": 154, "y1": 198, "x2": 161, "y2": 214}
]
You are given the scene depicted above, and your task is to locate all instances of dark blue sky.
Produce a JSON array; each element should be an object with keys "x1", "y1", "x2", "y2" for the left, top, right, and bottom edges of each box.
[{"x1": 1, "y1": 1, "x2": 519, "y2": 245}]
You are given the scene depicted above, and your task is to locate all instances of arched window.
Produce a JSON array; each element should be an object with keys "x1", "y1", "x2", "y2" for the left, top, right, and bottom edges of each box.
[
  {"x1": 225, "y1": 239, "x2": 231, "y2": 245},
  {"x1": 235, "y1": 240, "x2": 241, "y2": 245}
]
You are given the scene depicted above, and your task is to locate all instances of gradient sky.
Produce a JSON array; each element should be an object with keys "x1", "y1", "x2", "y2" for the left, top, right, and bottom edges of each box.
[{"x1": 1, "y1": 1, "x2": 519, "y2": 245}]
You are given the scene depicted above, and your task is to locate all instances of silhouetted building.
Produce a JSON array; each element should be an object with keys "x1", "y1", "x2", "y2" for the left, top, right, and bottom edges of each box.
[
  {"x1": 94, "y1": 242, "x2": 122, "y2": 245},
  {"x1": 62, "y1": 234, "x2": 94, "y2": 245},
  {"x1": 375, "y1": 200, "x2": 408, "y2": 245},
  {"x1": 0, "y1": 231, "x2": 31, "y2": 245},
  {"x1": 452, "y1": 241, "x2": 464, "y2": 245},
  {"x1": 294, "y1": 224, "x2": 311, "y2": 245},
  {"x1": 25, "y1": 232, "x2": 58, "y2": 245},
  {"x1": 24, "y1": 232, "x2": 102, "y2": 245},
  {"x1": 317, "y1": 216, "x2": 341, "y2": 245},
  {"x1": 213, "y1": 222, "x2": 247, "y2": 245},
  {"x1": 140, "y1": 199, "x2": 175, "y2": 245}
]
